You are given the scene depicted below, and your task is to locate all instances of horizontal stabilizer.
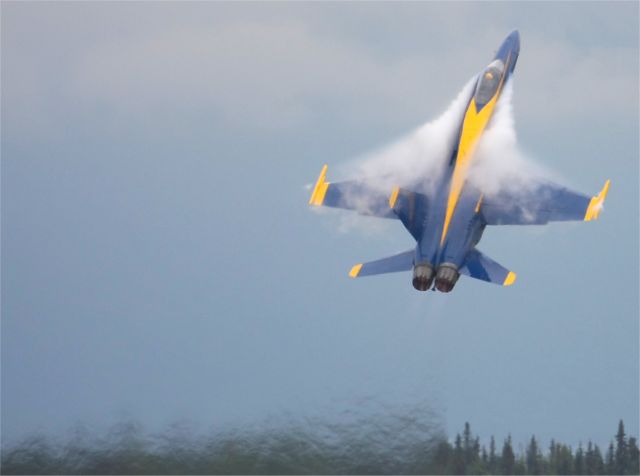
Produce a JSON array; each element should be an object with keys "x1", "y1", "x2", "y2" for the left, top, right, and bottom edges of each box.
[
  {"x1": 349, "y1": 249, "x2": 415, "y2": 278},
  {"x1": 309, "y1": 165, "x2": 397, "y2": 219},
  {"x1": 460, "y1": 248, "x2": 516, "y2": 286}
]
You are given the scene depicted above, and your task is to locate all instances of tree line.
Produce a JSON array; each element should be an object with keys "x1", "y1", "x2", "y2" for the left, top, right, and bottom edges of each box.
[
  {"x1": 432, "y1": 420, "x2": 639, "y2": 475},
  {"x1": 1, "y1": 417, "x2": 637, "y2": 474}
]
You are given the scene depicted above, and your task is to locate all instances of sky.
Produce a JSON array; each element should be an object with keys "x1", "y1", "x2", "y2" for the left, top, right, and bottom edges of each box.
[{"x1": 2, "y1": 1, "x2": 638, "y2": 451}]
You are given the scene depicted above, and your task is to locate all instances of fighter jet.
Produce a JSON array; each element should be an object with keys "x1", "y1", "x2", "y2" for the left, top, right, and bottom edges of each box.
[{"x1": 308, "y1": 30, "x2": 609, "y2": 293}]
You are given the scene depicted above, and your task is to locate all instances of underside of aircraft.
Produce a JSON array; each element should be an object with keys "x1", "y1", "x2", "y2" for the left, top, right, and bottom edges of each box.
[{"x1": 308, "y1": 30, "x2": 609, "y2": 293}]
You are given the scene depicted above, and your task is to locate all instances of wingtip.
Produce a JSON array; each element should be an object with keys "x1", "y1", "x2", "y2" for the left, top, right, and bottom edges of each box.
[
  {"x1": 584, "y1": 179, "x2": 611, "y2": 221},
  {"x1": 503, "y1": 271, "x2": 517, "y2": 286},
  {"x1": 349, "y1": 263, "x2": 363, "y2": 278},
  {"x1": 309, "y1": 164, "x2": 330, "y2": 206}
]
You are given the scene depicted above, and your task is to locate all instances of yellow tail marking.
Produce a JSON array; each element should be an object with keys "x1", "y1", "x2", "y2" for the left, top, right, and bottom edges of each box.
[
  {"x1": 389, "y1": 187, "x2": 400, "y2": 208},
  {"x1": 309, "y1": 164, "x2": 330, "y2": 206},
  {"x1": 584, "y1": 179, "x2": 611, "y2": 221},
  {"x1": 503, "y1": 271, "x2": 517, "y2": 286},
  {"x1": 349, "y1": 263, "x2": 363, "y2": 278}
]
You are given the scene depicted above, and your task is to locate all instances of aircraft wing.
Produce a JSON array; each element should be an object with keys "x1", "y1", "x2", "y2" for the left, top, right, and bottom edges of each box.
[
  {"x1": 480, "y1": 180, "x2": 610, "y2": 225},
  {"x1": 389, "y1": 187, "x2": 430, "y2": 241},
  {"x1": 308, "y1": 165, "x2": 397, "y2": 219}
]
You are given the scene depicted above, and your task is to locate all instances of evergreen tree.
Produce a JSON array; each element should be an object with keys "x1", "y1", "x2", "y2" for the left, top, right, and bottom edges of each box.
[
  {"x1": 462, "y1": 422, "x2": 478, "y2": 467},
  {"x1": 453, "y1": 433, "x2": 465, "y2": 475},
  {"x1": 467, "y1": 437, "x2": 486, "y2": 475},
  {"x1": 556, "y1": 443, "x2": 574, "y2": 475},
  {"x1": 585, "y1": 441, "x2": 596, "y2": 475},
  {"x1": 463, "y1": 422, "x2": 472, "y2": 454},
  {"x1": 606, "y1": 442, "x2": 615, "y2": 475},
  {"x1": 489, "y1": 435, "x2": 498, "y2": 474},
  {"x1": 432, "y1": 440, "x2": 452, "y2": 474},
  {"x1": 628, "y1": 437, "x2": 639, "y2": 476},
  {"x1": 501, "y1": 435, "x2": 515, "y2": 475},
  {"x1": 574, "y1": 444, "x2": 585, "y2": 475},
  {"x1": 592, "y1": 444, "x2": 605, "y2": 475},
  {"x1": 616, "y1": 419, "x2": 628, "y2": 475},
  {"x1": 513, "y1": 455, "x2": 527, "y2": 475},
  {"x1": 473, "y1": 436, "x2": 481, "y2": 464},
  {"x1": 526, "y1": 435, "x2": 541, "y2": 475},
  {"x1": 549, "y1": 439, "x2": 558, "y2": 474}
]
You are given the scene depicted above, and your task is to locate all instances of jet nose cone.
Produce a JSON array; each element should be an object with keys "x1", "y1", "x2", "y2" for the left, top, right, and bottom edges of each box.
[{"x1": 509, "y1": 29, "x2": 520, "y2": 53}]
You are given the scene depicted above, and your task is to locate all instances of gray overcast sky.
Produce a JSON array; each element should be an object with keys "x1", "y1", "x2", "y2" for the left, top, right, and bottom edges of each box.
[{"x1": 2, "y1": 1, "x2": 638, "y2": 449}]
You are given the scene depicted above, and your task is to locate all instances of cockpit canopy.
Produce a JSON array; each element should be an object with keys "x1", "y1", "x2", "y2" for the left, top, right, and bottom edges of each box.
[{"x1": 474, "y1": 59, "x2": 505, "y2": 106}]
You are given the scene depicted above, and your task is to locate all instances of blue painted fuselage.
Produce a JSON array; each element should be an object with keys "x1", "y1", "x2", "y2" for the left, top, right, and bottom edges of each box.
[{"x1": 410, "y1": 31, "x2": 520, "y2": 290}]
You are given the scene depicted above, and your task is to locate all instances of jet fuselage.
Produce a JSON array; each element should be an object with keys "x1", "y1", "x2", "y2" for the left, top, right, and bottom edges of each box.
[{"x1": 413, "y1": 30, "x2": 521, "y2": 291}]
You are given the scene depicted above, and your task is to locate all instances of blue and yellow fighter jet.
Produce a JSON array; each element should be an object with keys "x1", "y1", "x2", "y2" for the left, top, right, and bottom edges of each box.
[{"x1": 308, "y1": 30, "x2": 610, "y2": 293}]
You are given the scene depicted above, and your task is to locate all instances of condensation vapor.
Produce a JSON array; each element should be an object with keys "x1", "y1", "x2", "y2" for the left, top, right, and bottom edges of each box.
[
  {"x1": 468, "y1": 79, "x2": 556, "y2": 197},
  {"x1": 340, "y1": 77, "x2": 478, "y2": 194},
  {"x1": 339, "y1": 77, "x2": 555, "y2": 199},
  {"x1": 313, "y1": 77, "x2": 562, "y2": 235},
  {"x1": 322, "y1": 78, "x2": 477, "y2": 235}
]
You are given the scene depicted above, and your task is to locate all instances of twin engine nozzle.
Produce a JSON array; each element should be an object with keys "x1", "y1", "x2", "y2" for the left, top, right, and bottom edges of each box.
[
  {"x1": 412, "y1": 263, "x2": 434, "y2": 291},
  {"x1": 412, "y1": 263, "x2": 460, "y2": 293}
]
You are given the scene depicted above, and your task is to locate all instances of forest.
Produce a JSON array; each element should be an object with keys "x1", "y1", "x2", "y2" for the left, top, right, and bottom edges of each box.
[
  {"x1": 431, "y1": 420, "x2": 638, "y2": 475},
  {"x1": 2, "y1": 417, "x2": 638, "y2": 475}
]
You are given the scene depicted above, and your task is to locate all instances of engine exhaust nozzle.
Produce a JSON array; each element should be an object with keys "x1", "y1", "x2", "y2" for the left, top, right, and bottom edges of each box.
[
  {"x1": 435, "y1": 263, "x2": 460, "y2": 293},
  {"x1": 413, "y1": 263, "x2": 434, "y2": 291}
]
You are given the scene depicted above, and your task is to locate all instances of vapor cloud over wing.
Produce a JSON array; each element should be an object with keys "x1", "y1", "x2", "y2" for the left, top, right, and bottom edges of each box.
[{"x1": 334, "y1": 77, "x2": 556, "y2": 213}]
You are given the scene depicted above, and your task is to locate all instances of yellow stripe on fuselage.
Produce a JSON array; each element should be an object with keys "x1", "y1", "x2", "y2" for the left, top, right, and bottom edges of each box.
[{"x1": 440, "y1": 95, "x2": 500, "y2": 245}]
